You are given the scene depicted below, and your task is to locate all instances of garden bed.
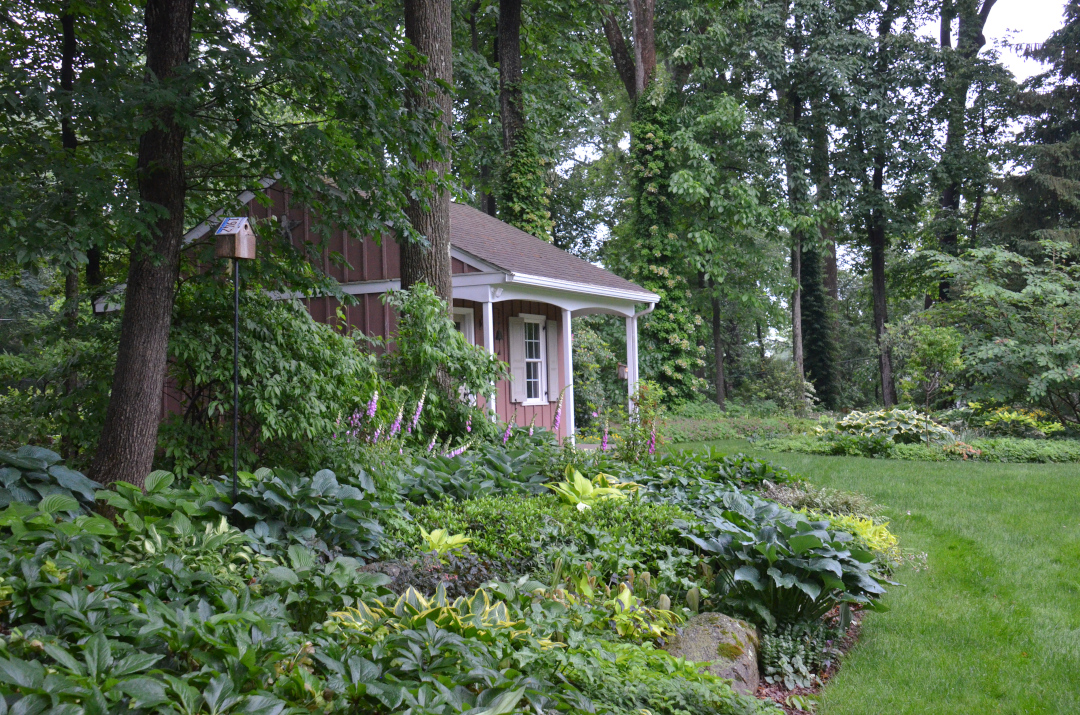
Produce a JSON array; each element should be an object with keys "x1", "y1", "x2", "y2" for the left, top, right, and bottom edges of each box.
[{"x1": 0, "y1": 437, "x2": 905, "y2": 714}]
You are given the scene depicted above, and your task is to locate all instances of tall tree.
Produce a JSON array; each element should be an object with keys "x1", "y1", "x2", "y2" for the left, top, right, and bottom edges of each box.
[
  {"x1": 401, "y1": 0, "x2": 454, "y2": 301},
  {"x1": 89, "y1": 0, "x2": 197, "y2": 487},
  {"x1": 932, "y1": 0, "x2": 997, "y2": 299}
]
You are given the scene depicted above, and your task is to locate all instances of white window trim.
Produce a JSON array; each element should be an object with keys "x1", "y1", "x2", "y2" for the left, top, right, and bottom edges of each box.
[
  {"x1": 519, "y1": 313, "x2": 548, "y2": 406},
  {"x1": 452, "y1": 307, "x2": 475, "y2": 344}
]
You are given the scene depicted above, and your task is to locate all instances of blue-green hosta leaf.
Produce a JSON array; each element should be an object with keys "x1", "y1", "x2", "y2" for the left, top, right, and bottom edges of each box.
[
  {"x1": 766, "y1": 567, "x2": 798, "y2": 589},
  {"x1": 732, "y1": 566, "x2": 764, "y2": 590},
  {"x1": 48, "y1": 465, "x2": 100, "y2": 502},
  {"x1": 788, "y1": 533, "x2": 823, "y2": 554},
  {"x1": 36, "y1": 494, "x2": 80, "y2": 516},
  {"x1": 311, "y1": 469, "x2": 338, "y2": 495},
  {"x1": 263, "y1": 566, "x2": 299, "y2": 586},
  {"x1": 475, "y1": 686, "x2": 527, "y2": 715},
  {"x1": 794, "y1": 579, "x2": 822, "y2": 601},
  {"x1": 144, "y1": 470, "x2": 175, "y2": 494},
  {"x1": 848, "y1": 548, "x2": 876, "y2": 563}
]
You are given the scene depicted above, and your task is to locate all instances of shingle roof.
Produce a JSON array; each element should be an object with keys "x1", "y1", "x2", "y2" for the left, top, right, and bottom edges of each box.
[{"x1": 449, "y1": 202, "x2": 656, "y2": 300}]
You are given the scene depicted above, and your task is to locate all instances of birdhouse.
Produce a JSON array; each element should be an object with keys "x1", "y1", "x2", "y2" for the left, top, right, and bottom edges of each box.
[
  {"x1": 616, "y1": 362, "x2": 628, "y2": 380},
  {"x1": 214, "y1": 217, "x2": 257, "y2": 260}
]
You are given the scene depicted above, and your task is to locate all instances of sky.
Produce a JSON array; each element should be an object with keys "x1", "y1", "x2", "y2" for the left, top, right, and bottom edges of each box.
[{"x1": 961, "y1": 0, "x2": 1067, "y2": 81}]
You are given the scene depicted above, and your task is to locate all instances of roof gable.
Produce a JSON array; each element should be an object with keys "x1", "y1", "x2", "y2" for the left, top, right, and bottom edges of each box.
[{"x1": 449, "y1": 202, "x2": 655, "y2": 300}]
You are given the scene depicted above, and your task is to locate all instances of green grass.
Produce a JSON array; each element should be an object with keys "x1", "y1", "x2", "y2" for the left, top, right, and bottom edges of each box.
[{"x1": 677, "y1": 439, "x2": 1080, "y2": 714}]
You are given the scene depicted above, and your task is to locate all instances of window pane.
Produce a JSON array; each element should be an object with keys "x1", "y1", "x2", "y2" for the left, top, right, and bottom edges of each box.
[
  {"x1": 526, "y1": 361, "x2": 539, "y2": 399},
  {"x1": 524, "y1": 321, "x2": 541, "y2": 360}
]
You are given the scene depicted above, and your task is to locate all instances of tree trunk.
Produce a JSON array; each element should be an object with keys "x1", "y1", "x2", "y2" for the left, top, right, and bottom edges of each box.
[
  {"x1": 935, "y1": 0, "x2": 997, "y2": 300},
  {"x1": 869, "y1": 159, "x2": 896, "y2": 406},
  {"x1": 756, "y1": 321, "x2": 766, "y2": 364},
  {"x1": 869, "y1": 1, "x2": 898, "y2": 406},
  {"x1": 90, "y1": 0, "x2": 195, "y2": 489},
  {"x1": 711, "y1": 293, "x2": 726, "y2": 409},
  {"x1": 790, "y1": 239, "x2": 803, "y2": 378},
  {"x1": 60, "y1": 8, "x2": 80, "y2": 452},
  {"x1": 498, "y1": 0, "x2": 523, "y2": 153},
  {"x1": 401, "y1": 0, "x2": 453, "y2": 302}
]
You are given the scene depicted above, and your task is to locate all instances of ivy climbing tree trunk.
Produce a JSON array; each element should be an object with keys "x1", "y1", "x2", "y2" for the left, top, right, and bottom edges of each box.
[
  {"x1": 711, "y1": 292, "x2": 726, "y2": 409},
  {"x1": 90, "y1": 0, "x2": 196, "y2": 489},
  {"x1": 401, "y1": 0, "x2": 453, "y2": 302},
  {"x1": 495, "y1": 0, "x2": 551, "y2": 238},
  {"x1": 934, "y1": 0, "x2": 997, "y2": 301}
]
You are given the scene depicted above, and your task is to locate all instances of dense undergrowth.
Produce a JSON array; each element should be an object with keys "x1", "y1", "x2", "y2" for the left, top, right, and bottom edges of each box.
[{"x1": 0, "y1": 434, "x2": 902, "y2": 714}]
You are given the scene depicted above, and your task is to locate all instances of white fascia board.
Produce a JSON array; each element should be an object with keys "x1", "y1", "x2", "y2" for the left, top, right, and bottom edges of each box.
[
  {"x1": 506, "y1": 272, "x2": 659, "y2": 303},
  {"x1": 334, "y1": 271, "x2": 507, "y2": 297}
]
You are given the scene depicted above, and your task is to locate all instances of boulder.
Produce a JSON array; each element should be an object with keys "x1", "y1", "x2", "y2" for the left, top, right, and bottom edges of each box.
[{"x1": 663, "y1": 612, "x2": 760, "y2": 695}]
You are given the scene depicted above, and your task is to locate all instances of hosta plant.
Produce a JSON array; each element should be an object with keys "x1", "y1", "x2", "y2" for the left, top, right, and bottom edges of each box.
[
  {"x1": 684, "y1": 492, "x2": 888, "y2": 627},
  {"x1": 419, "y1": 527, "x2": 472, "y2": 559},
  {"x1": 546, "y1": 466, "x2": 640, "y2": 508},
  {"x1": 0, "y1": 446, "x2": 101, "y2": 509},
  {"x1": 826, "y1": 408, "x2": 956, "y2": 445}
]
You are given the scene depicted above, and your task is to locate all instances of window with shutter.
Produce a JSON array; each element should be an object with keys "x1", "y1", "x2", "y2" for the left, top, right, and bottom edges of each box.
[
  {"x1": 510, "y1": 314, "x2": 548, "y2": 405},
  {"x1": 508, "y1": 317, "x2": 526, "y2": 403}
]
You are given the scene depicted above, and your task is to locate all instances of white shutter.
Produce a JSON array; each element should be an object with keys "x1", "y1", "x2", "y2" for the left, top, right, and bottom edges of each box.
[
  {"x1": 508, "y1": 317, "x2": 526, "y2": 403},
  {"x1": 546, "y1": 320, "x2": 559, "y2": 402}
]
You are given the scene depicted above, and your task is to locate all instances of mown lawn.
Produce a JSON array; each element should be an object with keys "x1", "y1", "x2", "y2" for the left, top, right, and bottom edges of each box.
[{"x1": 678, "y1": 440, "x2": 1080, "y2": 715}]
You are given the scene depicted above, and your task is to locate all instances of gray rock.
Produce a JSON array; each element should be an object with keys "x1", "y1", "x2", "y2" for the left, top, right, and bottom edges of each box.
[
  {"x1": 663, "y1": 612, "x2": 760, "y2": 695},
  {"x1": 358, "y1": 561, "x2": 415, "y2": 593}
]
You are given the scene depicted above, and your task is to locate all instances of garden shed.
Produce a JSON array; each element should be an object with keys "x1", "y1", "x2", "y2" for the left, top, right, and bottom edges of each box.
[{"x1": 180, "y1": 183, "x2": 659, "y2": 439}]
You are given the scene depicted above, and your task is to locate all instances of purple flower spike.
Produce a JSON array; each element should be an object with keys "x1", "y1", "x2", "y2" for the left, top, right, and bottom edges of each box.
[
  {"x1": 647, "y1": 426, "x2": 657, "y2": 455},
  {"x1": 410, "y1": 388, "x2": 426, "y2": 432},
  {"x1": 372, "y1": 426, "x2": 382, "y2": 443},
  {"x1": 502, "y1": 422, "x2": 513, "y2": 444},
  {"x1": 366, "y1": 391, "x2": 379, "y2": 419},
  {"x1": 389, "y1": 406, "x2": 404, "y2": 437},
  {"x1": 427, "y1": 432, "x2": 439, "y2": 452},
  {"x1": 601, "y1": 428, "x2": 609, "y2": 452},
  {"x1": 466, "y1": 415, "x2": 472, "y2": 433}
]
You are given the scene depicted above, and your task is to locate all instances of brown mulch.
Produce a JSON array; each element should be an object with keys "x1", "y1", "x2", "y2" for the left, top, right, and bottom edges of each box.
[{"x1": 755, "y1": 605, "x2": 866, "y2": 714}]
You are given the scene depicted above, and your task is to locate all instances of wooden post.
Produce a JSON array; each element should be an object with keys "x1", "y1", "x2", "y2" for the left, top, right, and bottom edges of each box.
[
  {"x1": 483, "y1": 299, "x2": 496, "y2": 419},
  {"x1": 561, "y1": 308, "x2": 575, "y2": 443}
]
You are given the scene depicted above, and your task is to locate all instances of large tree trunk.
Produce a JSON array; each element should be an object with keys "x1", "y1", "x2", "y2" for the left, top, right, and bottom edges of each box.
[
  {"x1": 60, "y1": 8, "x2": 80, "y2": 456},
  {"x1": 790, "y1": 239, "x2": 803, "y2": 378},
  {"x1": 935, "y1": 0, "x2": 997, "y2": 301},
  {"x1": 711, "y1": 293, "x2": 726, "y2": 409},
  {"x1": 90, "y1": 0, "x2": 196, "y2": 489},
  {"x1": 401, "y1": 0, "x2": 453, "y2": 302},
  {"x1": 869, "y1": 158, "x2": 896, "y2": 406},
  {"x1": 498, "y1": 0, "x2": 523, "y2": 153},
  {"x1": 869, "y1": 2, "x2": 898, "y2": 406}
]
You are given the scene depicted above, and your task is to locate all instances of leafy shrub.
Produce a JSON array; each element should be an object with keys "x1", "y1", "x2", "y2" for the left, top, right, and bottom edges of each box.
[
  {"x1": 734, "y1": 358, "x2": 818, "y2": 415},
  {"x1": 0, "y1": 445, "x2": 100, "y2": 509},
  {"x1": 565, "y1": 640, "x2": 779, "y2": 715},
  {"x1": 218, "y1": 466, "x2": 385, "y2": 561},
  {"x1": 378, "y1": 284, "x2": 508, "y2": 439},
  {"x1": 615, "y1": 380, "x2": 667, "y2": 463},
  {"x1": 767, "y1": 434, "x2": 1080, "y2": 463},
  {"x1": 686, "y1": 492, "x2": 887, "y2": 627},
  {"x1": 162, "y1": 282, "x2": 381, "y2": 477},
  {"x1": 397, "y1": 441, "x2": 551, "y2": 503},
  {"x1": 664, "y1": 404, "x2": 819, "y2": 444},
  {"x1": 760, "y1": 621, "x2": 840, "y2": 689},
  {"x1": 829, "y1": 408, "x2": 956, "y2": 445},
  {"x1": 978, "y1": 406, "x2": 1064, "y2": 437}
]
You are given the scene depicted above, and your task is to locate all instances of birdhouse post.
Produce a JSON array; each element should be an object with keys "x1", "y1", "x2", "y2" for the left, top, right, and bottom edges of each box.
[{"x1": 215, "y1": 217, "x2": 257, "y2": 500}]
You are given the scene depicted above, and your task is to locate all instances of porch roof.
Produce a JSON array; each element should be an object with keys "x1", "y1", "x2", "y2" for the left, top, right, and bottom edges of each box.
[{"x1": 449, "y1": 202, "x2": 658, "y2": 304}]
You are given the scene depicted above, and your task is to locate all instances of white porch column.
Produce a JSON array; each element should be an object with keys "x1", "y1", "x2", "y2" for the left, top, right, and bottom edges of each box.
[
  {"x1": 626, "y1": 315, "x2": 639, "y2": 409},
  {"x1": 561, "y1": 308, "x2": 575, "y2": 442},
  {"x1": 482, "y1": 299, "x2": 496, "y2": 419}
]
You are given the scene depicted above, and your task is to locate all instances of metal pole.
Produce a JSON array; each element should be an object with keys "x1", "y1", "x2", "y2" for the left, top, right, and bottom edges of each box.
[{"x1": 232, "y1": 257, "x2": 240, "y2": 501}]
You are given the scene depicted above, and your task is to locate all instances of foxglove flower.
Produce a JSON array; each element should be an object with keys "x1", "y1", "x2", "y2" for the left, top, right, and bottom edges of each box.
[
  {"x1": 389, "y1": 406, "x2": 404, "y2": 437},
  {"x1": 366, "y1": 391, "x2": 379, "y2": 419},
  {"x1": 410, "y1": 388, "x2": 426, "y2": 432},
  {"x1": 647, "y1": 425, "x2": 657, "y2": 455},
  {"x1": 427, "y1": 431, "x2": 439, "y2": 452},
  {"x1": 601, "y1": 428, "x2": 609, "y2": 452},
  {"x1": 552, "y1": 391, "x2": 564, "y2": 432},
  {"x1": 466, "y1": 415, "x2": 472, "y2": 433}
]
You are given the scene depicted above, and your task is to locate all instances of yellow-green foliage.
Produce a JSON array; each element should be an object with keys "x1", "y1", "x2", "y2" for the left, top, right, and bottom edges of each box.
[
  {"x1": 798, "y1": 509, "x2": 898, "y2": 561},
  {"x1": 326, "y1": 586, "x2": 540, "y2": 646},
  {"x1": 545, "y1": 466, "x2": 641, "y2": 507}
]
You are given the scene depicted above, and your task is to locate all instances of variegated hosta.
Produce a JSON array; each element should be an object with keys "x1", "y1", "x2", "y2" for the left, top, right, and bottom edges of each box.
[
  {"x1": 545, "y1": 466, "x2": 642, "y2": 507},
  {"x1": 326, "y1": 586, "x2": 538, "y2": 647},
  {"x1": 824, "y1": 409, "x2": 956, "y2": 445}
]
